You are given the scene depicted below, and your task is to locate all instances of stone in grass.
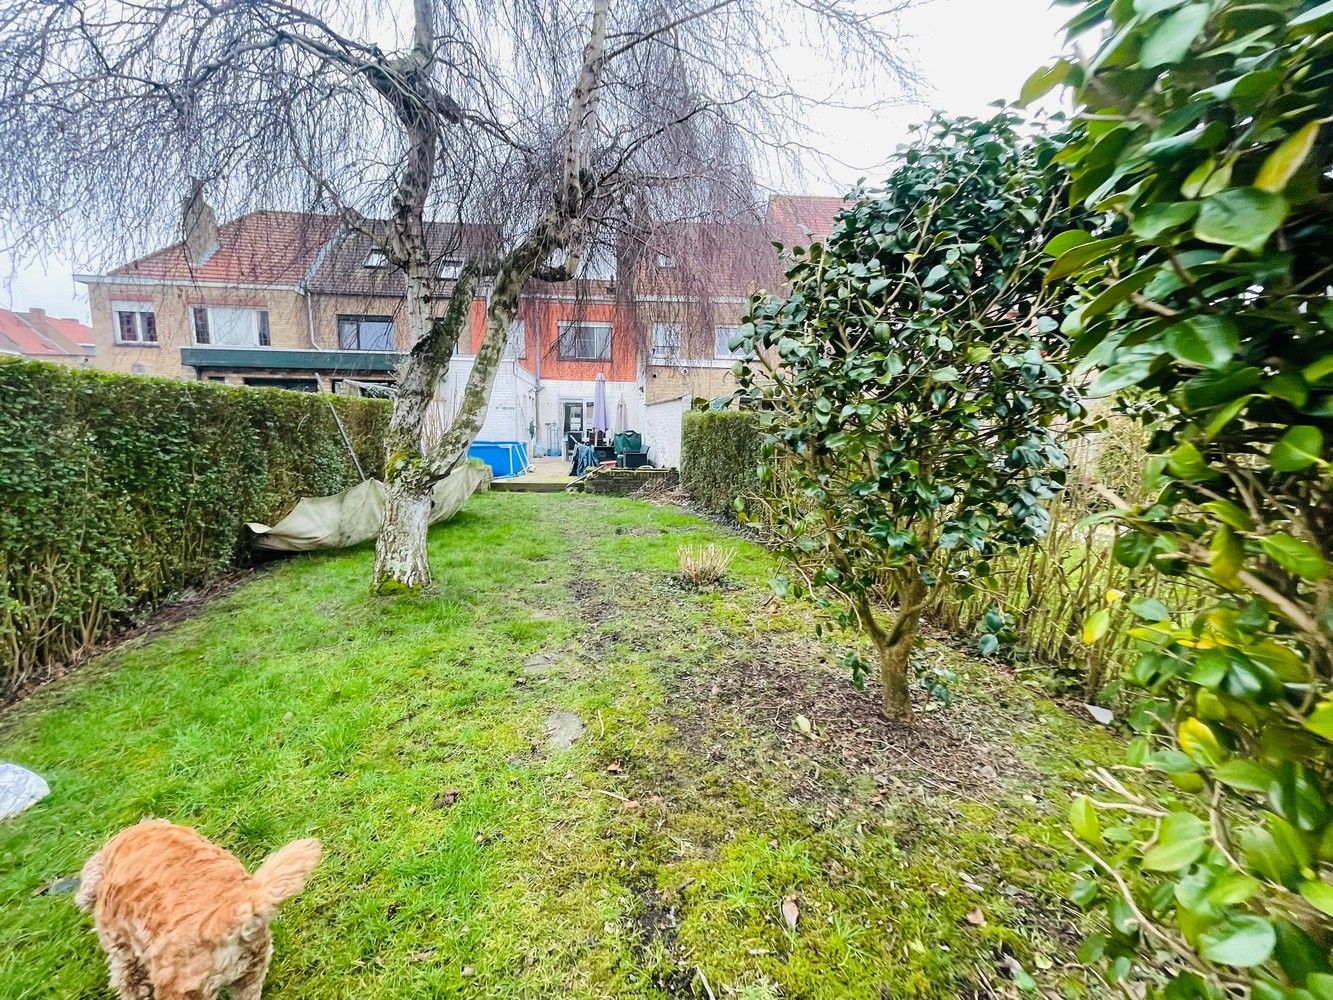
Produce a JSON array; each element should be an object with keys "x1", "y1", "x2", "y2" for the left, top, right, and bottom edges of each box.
[
  {"x1": 523, "y1": 653, "x2": 559, "y2": 676},
  {"x1": 544, "y1": 711, "x2": 585, "y2": 751},
  {"x1": 0, "y1": 763, "x2": 49, "y2": 821}
]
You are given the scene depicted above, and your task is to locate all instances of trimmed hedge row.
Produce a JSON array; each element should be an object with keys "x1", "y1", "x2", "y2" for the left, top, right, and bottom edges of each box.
[
  {"x1": 679, "y1": 409, "x2": 761, "y2": 514},
  {"x1": 0, "y1": 359, "x2": 390, "y2": 693}
]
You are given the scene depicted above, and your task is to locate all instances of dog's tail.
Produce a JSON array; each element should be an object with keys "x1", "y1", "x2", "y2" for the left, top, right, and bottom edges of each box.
[
  {"x1": 250, "y1": 838, "x2": 321, "y2": 913},
  {"x1": 74, "y1": 849, "x2": 104, "y2": 912}
]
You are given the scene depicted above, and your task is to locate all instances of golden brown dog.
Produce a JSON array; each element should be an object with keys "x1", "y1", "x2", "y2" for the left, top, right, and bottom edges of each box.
[{"x1": 75, "y1": 819, "x2": 320, "y2": 1000}]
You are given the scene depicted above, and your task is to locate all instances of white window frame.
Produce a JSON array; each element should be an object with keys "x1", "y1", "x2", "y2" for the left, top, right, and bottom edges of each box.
[
  {"x1": 437, "y1": 258, "x2": 464, "y2": 279},
  {"x1": 714, "y1": 324, "x2": 750, "y2": 360},
  {"x1": 650, "y1": 322, "x2": 682, "y2": 361},
  {"x1": 111, "y1": 301, "x2": 157, "y2": 346},
  {"x1": 557, "y1": 321, "x2": 613, "y2": 361},
  {"x1": 504, "y1": 319, "x2": 526, "y2": 360},
  {"x1": 655, "y1": 252, "x2": 677, "y2": 269},
  {"x1": 363, "y1": 248, "x2": 388, "y2": 269},
  {"x1": 191, "y1": 305, "x2": 270, "y2": 347}
]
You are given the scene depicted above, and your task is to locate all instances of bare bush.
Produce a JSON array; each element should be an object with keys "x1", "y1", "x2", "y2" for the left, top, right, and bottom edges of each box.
[{"x1": 677, "y1": 543, "x2": 735, "y2": 587}]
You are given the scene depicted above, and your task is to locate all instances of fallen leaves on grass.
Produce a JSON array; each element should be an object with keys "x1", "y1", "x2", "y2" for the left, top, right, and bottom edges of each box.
[{"x1": 781, "y1": 894, "x2": 800, "y2": 930}]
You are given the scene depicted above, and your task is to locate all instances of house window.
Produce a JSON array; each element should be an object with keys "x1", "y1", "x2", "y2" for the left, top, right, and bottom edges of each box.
[
  {"x1": 112, "y1": 302, "x2": 157, "y2": 345},
  {"x1": 337, "y1": 315, "x2": 395, "y2": 352},
  {"x1": 504, "y1": 320, "x2": 526, "y2": 360},
  {"x1": 437, "y1": 258, "x2": 464, "y2": 279},
  {"x1": 557, "y1": 321, "x2": 612, "y2": 360},
  {"x1": 191, "y1": 306, "x2": 270, "y2": 347},
  {"x1": 650, "y1": 322, "x2": 682, "y2": 361},
  {"x1": 363, "y1": 248, "x2": 388, "y2": 269},
  {"x1": 715, "y1": 325, "x2": 749, "y2": 359},
  {"x1": 655, "y1": 252, "x2": 676, "y2": 269}
]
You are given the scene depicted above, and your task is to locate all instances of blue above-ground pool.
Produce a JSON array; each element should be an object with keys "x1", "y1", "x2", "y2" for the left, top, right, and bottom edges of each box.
[{"x1": 468, "y1": 440, "x2": 531, "y2": 478}]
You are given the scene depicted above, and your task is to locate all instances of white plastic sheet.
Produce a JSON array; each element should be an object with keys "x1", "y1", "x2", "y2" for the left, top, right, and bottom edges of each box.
[{"x1": 247, "y1": 464, "x2": 490, "y2": 553}]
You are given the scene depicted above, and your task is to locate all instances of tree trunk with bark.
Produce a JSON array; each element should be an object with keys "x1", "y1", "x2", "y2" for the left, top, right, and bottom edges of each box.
[
  {"x1": 371, "y1": 266, "x2": 479, "y2": 593},
  {"x1": 371, "y1": 0, "x2": 608, "y2": 594},
  {"x1": 858, "y1": 574, "x2": 928, "y2": 721}
]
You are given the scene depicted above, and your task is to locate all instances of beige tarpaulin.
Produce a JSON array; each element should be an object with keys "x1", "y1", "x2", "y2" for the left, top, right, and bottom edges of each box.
[{"x1": 246, "y1": 464, "x2": 491, "y2": 553}]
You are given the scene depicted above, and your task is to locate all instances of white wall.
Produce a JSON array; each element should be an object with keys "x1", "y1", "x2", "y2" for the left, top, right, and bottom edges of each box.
[
  {"x1": 437, "y1": 358, "x2": 538, "y2": 447},
  {"x1": 644, "y1": 396, "x2": 688, "y2": 468},
  {"x1": 535, "y1": 377, "x2": 645, "y2": 452}
]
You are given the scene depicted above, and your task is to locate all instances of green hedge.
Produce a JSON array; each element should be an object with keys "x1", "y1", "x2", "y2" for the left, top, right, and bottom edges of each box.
[
  {"x1": 680, "y1": 409, "x2": 761, "y2": 514},
  {"x1": 0, "y1": 359, "x2": 390, "y2": 694}
]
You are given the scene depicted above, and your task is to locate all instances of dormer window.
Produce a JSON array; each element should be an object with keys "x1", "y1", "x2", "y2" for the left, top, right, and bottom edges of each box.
[
  {"x1": 437, "y1": 258, "x2": 464, "y2": 279},
  {"x1": 363, "y1": 248, "x2": 388, "y2": 269},
  {"x1": 655, "y1": 252, "x2": 676, "y2": 269}
]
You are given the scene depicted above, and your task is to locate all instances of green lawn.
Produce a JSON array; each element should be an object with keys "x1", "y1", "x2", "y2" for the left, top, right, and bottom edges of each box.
[{"x1": 0, "y1": 493, "x2": 1120, "y2": 999}]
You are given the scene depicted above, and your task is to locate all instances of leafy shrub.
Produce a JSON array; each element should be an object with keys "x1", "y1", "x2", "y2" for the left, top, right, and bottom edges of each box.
[
  {"x1": 932, "y1": 418, "x2": 1189, "y2": 699},
  {"x1": 677, "y1": 543, "x2": 736, "y2": 587},
  {"x1": 679, "y1": 409, "x2": 760, "y2": 514},
  {"x1": 736, "y1": 113, "x2": 1085, "y2": 719},
  {"x1": 0, "y1": 359, "x2": 389, "y2": 693},
  {"x1": 1027, "y1": 3, "x2": 1333, "y2": 996}
]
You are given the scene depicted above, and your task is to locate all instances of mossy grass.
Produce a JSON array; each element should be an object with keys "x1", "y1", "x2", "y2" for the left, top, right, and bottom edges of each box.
[{"x1": 1, "y1": 493, "x2": 1120, "y2": 998}]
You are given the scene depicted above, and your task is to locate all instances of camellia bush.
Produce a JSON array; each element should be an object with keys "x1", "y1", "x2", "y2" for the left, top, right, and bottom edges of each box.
[
  {"x1": 735, "y1": 113, "x2": 1085, "y2": 719},
  {"x1": 1027, "y1": 2, "x2": 1333, "y2": 996}
]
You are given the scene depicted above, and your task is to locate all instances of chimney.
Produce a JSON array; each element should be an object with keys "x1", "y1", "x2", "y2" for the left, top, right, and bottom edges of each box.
[{"x1": 181, "y1": 179, "x2": 219, "y2": 265}]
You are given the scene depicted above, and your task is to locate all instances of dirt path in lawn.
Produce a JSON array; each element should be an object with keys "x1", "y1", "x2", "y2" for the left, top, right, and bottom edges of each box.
[{"x1": 0, "y1": 493, "x2": 1120, "y2": 1000}]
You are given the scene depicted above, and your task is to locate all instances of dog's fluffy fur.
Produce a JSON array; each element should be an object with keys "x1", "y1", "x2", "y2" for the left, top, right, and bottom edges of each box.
[{"x1": 75, "y1": 820, "x2": 320, "y2": 1000}]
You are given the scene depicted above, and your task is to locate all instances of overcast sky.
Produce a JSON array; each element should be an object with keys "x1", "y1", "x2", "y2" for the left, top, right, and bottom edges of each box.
[{"x1": 0, "y1": 0, "x2": 1068, "y2": 323}]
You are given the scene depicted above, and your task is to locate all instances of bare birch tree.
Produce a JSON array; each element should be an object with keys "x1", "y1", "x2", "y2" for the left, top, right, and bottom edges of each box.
[{"x1": 0, "y1": 0, "x2": 916, "y2": 592}]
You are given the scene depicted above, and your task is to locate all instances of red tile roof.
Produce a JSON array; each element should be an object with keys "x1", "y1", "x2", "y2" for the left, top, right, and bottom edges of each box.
[
  {"x1": 111, "y1": 210, "x2": 341, "y2": 286},
  {"x1": 767, "y1": 194, "x2": 846, "y2": 245},
  {"x1": 0, "y1": 308, "x2": 93, "y2": 359},
  {"x1": 96, "y1": 199, "x2": 845, "y2": 294}
]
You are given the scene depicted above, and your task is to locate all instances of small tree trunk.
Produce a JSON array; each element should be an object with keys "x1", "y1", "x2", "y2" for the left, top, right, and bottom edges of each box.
[
  {"x1": 856, "y1": 575, "x2": 927, "y2": 721},
  {"x1": 876, "y1": 602, "x2": 923, "y2": 720},
  {"x1": 372, "y1": 474, "x2": 433, "y2": 593}
]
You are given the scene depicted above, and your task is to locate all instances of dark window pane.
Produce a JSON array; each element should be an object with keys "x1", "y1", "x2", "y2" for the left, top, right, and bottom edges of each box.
[
  {"x1": 338, "y1": 317, "x2": 358, "y2": 349},
  {"x1": 116, "y1": 312, "x2": 138, "y2": 343},
  {"x1": 192, "y1": 306, "x2": 210, "y2": 344},
  {"x1": 361, "y1": 319, "x2": 393, "y2": 351},
  {"x1": 559, "y1": 323, "x2": 611, "y2": 360},
  {"x1": 258, "y1": 311, "x2": 270, "y2": 346},
  {"x1": 141, "y1": 312, "x2": 157, "y2": 343},
  {"x1": 337, "y1": 315, "x2": 394, "y2": 351}
]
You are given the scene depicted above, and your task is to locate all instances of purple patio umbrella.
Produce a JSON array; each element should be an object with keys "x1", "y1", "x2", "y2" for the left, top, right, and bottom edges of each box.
[{"x1": 592, "y1": 372, "x2": 611, "y2": 443}]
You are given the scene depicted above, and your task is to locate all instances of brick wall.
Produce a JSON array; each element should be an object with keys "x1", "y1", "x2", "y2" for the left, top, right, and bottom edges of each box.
[{"x1": 89, "y1": 283, "x2": 310, "y2": 378}]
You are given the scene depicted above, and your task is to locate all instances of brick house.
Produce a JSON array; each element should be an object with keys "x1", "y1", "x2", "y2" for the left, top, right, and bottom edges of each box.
[
  {"x1": 76, "y1": 195, "x2": 838, "y2": 466},
  {"x1": 0, "y1": 307, "x2": 95, "y2": 366}
]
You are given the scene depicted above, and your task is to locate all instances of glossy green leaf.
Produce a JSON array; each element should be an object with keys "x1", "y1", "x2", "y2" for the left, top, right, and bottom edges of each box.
[
  {"x1": 1082, "y1": 607, "x2": 1112, "y2": 644},
  {"x1": 1259, "y1": 533, "x2": 1330, "y2": 581},
  {"x1": 1178, "y1": 717, "x2": 1226, "y2": 767},
  {"x1": 1070, "y1": 795, "x2": 1101, "y2": 843},
  {"x1": 1257, "y1": 122, "x2": 1321, "y2": 193},
  {"x1": 1131, "y1": 200, "x2": 1199, "y2": 238},
  {"x1": 1292, "y1": 0, "x2": 1333, "y2": 28},
  {"x1": 1167, "y1": 441, "x2": 1214, "y2": 481},
  {"x1": 1214, "y1": 759, "x2": 1275, "y2": 793},
  {"x1": 1164, "y1": 316, "x2": 1240, "y2": 368},
  {"x1": 1128, "y1": 596, "x2": 1170, "y2": 622},
  {"x1": 1198, "y1": 916, "x2": 1276, "y2": 967},
  {"x1": 1270, "y1": 426, "x2": 1323, "y2": 473},
  {"x1": 1044, "y1": 229, "x2": 1093, "y2": 256},
  {"x1": 1140, "y1": 3, "x2": 1211, "y2": 67},
  {"x1": 1142, "y1": 811, "x2": 1209, "y2": 871},
  {"x1": 1194, "y1": 188, "x2": 1289, "y2": 254},
  {"x1": 1303, "y1": 701, "x2": 1333, "y2": 742}
]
